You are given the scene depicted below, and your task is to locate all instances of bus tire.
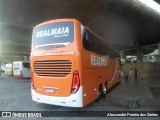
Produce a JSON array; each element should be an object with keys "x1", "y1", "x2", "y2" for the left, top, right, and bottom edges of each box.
[{"x1": 96, "y1": 84, "x2": 104, "y2": 102}]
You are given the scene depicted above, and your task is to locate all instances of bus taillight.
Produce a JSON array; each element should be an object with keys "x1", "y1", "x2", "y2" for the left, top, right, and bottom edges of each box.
[
  {"x1": 71, "y1": 70, "x2": 80, "y2": 94},
  {"x1": 31, "y1": 72, "x2": 35, "y2": 90}
]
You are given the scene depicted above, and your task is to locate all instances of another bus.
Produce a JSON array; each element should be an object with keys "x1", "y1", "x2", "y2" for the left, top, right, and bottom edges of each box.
[
  {"x1": 31, "y1": 18, "x2": 121, "y2": 107},
  {"x1": 5, "y1": 63, "x2": 13, "y2": 75},
  {"x1": 1, "y1": 64, "x2": 6, "y2": 72},
  {"x1": 13, "y1": 61, "x2": 31, "y2": 78}
]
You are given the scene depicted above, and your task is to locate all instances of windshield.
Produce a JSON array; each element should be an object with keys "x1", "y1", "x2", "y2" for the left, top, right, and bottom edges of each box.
[
  {"x1": 23, "y1": 63, "x2": 30, "y2": 68},
  {"x1": 32, "y1": 21, "x2": 74, "y2": 50},
  {"x1": 6, "y1": 64, "x2": 12, "y2": 69},
  {"x1": 13, "y1": 63, "x2": 21, "y2": 69}
]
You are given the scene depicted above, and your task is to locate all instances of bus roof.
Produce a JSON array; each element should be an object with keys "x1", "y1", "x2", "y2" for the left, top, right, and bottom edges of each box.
[{"x1": 34, "y1": 18, "x2": 78, "y2": 29}]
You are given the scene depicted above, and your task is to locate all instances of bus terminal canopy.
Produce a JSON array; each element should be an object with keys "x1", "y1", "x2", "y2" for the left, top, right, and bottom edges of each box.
[{"x1": 0, "y1": 0, "x2": 160, "y2": 60}]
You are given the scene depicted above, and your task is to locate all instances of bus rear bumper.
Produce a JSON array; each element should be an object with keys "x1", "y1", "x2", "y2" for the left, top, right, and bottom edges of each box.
[
  {"x1": 13, "y1": 74, "x2": 23, "y2": 78},
  {"x1": 31, "y1": 86, "x2": 83, "y2": 107}
]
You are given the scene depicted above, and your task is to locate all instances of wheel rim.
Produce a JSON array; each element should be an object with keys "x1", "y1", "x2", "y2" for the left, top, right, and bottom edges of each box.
[
  {"x1": 98, "y1": 88, "x2": 101, "y2": 97},
  {"x1": 104, "y1": 84, "x2": 107, "y2": 94}
]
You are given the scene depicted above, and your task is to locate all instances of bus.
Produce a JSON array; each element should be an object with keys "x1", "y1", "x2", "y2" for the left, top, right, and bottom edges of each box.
[
  {"x1": 1, "y1": 64, "x2": 6, "y2": 72},
  {"x1": 31, "y1": 18, "x2": 121, "y2": 107},
  {"x1": 13, "y1": 61, "x2": 31, "y2": 78},
  {"x1": 5, "y1": 63, "x2": 13, "y2": 75}
]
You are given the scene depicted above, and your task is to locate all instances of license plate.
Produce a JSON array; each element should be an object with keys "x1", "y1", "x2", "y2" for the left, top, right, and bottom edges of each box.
[{"x1": 46, "y1": 89, "x2": 55, "y2": 93}]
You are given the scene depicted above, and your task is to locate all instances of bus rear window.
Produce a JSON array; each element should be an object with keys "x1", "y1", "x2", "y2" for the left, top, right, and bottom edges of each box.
[
  {"x1": 13, "y1": 63, "x2": 20, "y2": 69},
  {"x1": 32, "y1": 22, "x2": 74, "y2": 49},
  {"x1": 23, "y1": 63, "x2": 30, "y2": 68}
]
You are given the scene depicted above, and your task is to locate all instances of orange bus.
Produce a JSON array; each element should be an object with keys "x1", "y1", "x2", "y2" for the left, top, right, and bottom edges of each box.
[{"x1": 31, "y1": 18, "x2": 121, "y2": 107}]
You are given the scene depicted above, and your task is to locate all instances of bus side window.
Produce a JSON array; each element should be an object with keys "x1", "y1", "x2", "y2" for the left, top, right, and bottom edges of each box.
[
  {"x1": 83, "y1": 30, "x2": 105, "y2": 55},
  {"x1": 83, "y1": 30, "x2": 94, "y2": 51},
  {"x1": 82, "y1": 29, "x2": 119, "y2": 58}
]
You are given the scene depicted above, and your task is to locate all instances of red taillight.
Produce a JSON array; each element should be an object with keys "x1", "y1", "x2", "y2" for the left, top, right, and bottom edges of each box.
[
  {"x1": 31, "y1": 72, "x2": 35, "y2": 90},
  {"x1": 71, "y1": 70, "x2": 80, "y2": 94}
]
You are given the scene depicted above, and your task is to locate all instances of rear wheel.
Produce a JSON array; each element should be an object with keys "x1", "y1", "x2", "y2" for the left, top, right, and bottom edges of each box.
[
  {"x1": 98, "y1": 85, "x2": 102, "y2": 97},
  {"x1": 96, "y1": 85, "x2": 105, "y2": 102}
]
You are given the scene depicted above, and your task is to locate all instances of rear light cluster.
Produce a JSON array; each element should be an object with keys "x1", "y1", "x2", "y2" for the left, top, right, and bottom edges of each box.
[
  {"x1": 31, "y1": 70, "x2": 80, "y2": 93},
  {"x1": 71, "y1": 70, "x2": 80, "y2": 94}
]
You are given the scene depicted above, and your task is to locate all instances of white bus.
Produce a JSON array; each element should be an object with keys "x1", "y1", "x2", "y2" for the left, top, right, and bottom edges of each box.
[
  {"x1": 13, "y1": 61, "x2": 31, "y2": 78},
  {"x1": 5, "y1": 63, "x2": 13, "y2": 75}
]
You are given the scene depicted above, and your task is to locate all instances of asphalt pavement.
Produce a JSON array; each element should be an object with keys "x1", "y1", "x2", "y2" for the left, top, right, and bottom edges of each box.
[{"x1": 0, "y1": 73, "x2": 159, "y2": 119}]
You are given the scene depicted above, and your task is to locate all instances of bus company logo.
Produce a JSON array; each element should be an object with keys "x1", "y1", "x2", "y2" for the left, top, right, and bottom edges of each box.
[
  {"x1": 36, "y1": 26, "x2": 69, "y2": 38},
  {"x1": 91, "y1": 55, "x2": 108, "y2": 66}
]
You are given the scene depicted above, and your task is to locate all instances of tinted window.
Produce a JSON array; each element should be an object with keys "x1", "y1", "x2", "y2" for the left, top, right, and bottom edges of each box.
[
  {"x1": 32, "y1": 22, "x2": 74, "y2": 50},
  {"x1": 23, "y1": 63, "x2": 30, "y2": 68},
  {"x1": 6, "y1": 64, "x2": 12, "y2": 69},
  {"x1": 83, "y1": 29, "x2": 119, "y2": 58},
  {"x1": 13, "y1": 63, "x2": 21, "y2": 69}
]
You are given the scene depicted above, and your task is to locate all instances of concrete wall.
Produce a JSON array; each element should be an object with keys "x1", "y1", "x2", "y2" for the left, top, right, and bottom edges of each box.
[{"x1": 122, "y1": 62, "x2": 158, "y2": 78}]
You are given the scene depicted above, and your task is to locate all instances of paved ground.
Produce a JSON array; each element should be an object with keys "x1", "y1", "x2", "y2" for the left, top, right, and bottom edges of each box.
[
  {"x1": 0, "y1": 73, "x2": 160, "y2": 119},
  {"x1": 107, "y1": 77, "x2": 160, "y2": 108}
]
